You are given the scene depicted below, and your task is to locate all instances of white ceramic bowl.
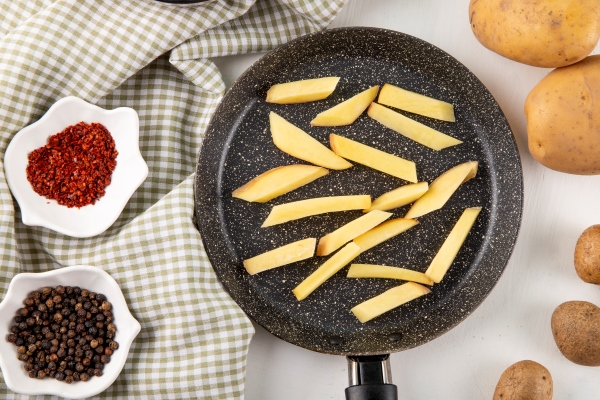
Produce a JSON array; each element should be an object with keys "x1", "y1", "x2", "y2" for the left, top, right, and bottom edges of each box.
[
  {"x1": 4, "y1": 96, "x2": 148, "y2": 237},
  {"x1": 0, "y1": 265, "x2": 141, "y2": 399}
]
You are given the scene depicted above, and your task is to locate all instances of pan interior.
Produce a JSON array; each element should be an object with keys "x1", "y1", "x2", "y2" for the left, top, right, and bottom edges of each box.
[{"x1": 195, "y1": 28, "x2": 522, "y2": 355}]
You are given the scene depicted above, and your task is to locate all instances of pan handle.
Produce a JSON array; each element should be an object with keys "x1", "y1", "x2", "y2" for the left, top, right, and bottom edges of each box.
[{"x1": 345, "y1": 354, "x2": 398, "y2": 400}]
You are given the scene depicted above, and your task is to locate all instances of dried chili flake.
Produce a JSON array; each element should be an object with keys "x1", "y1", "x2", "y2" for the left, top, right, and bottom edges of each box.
[{"x1": 26, "y1": 122, "x2": 118, "y2": 208}]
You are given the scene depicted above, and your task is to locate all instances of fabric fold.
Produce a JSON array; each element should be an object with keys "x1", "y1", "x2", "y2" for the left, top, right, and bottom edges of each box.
[{"x1": 0, "y1": 0, "x2": 348, "y2": 398}]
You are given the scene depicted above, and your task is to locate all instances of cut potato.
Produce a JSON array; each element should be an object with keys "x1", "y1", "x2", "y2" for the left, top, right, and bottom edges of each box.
[
  {"x1": 232, "y1": 165, "x2": 329, "y2": 203},
  {"x1": 378, "y1": 84, "x2": 455, "y2": 122},
  {"x1": 351, "y1": 282, "x2": 431, "y2": 323},
  {"x1": 405, "y1": 161, "x2": 478, "y2": 219},
  {"x1": 317, "y1": 210, "x2": 392, "y2": 256},
  {"x1": 425, "y1": 207, "x2": 481, "y2": 283},
  {"x1": 353, "y1": 218, "x2": 419, "y2": 253},
  {"x1": 367, "y1": 102, "x2": 462, "y2": 150},
  {"x1": 266, "y1": 77, "x2": 340, "y2": 104},
  {"x1": 347, "y1": 264, "x2": 433, "y2": 285},
  {"x1": 243, "y1": 238, "x2": 317, "y2": 275},
  {"x1": 330, "y1": 134, "x2": 417, "y2": 182},
  {"x1": 293, "y1": 242, "x2": 361, "y2": 300},
  {"x1": 365, "y1": 182, "x2": 429, "y2": 212},
  {"x1": 262, "y1": 195, "x2": 371, "y2": 227},
  {"x1": 311, "y1": 85, "x2": 380, "y2": 126},
  {"x1": 270, "y1": 112, "x2": 352, "y2": 170}
]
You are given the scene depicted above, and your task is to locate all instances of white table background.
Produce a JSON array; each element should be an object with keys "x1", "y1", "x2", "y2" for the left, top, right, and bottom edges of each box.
[{"x1": 213, "y1": 1, "x2": 600, "y2": 399}]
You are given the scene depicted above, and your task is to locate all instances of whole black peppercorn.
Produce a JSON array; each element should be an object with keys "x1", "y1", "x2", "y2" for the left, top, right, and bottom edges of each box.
[{"x1": 7, "y1": 286, "x2": 119, "y2": 384}]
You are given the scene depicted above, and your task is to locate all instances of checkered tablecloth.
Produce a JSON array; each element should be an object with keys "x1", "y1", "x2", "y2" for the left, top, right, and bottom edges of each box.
[{"x1": 0, "y1": 0, "x2": 346, "y2": 398}]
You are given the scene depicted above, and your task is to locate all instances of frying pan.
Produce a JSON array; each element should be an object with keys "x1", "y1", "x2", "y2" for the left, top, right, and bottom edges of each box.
[{"x1": 194, "y1": 27, "x2": 523, "y2": 399}]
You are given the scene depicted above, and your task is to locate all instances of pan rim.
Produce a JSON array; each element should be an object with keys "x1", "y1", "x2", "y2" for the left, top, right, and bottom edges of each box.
[{"x1": 194, "y1": 26, "x2": 524, "y2": 356}]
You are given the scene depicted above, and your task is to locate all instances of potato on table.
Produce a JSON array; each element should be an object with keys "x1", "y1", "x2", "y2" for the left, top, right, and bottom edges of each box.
[
  {"x1": 551, "y1": 301, "x2": 600, "y2": 366},
  {"x1": 525, "y1": 55, "x2": 600, "y2": 175},
  {"x1": 493, "y1": 360, "x2": 553, "y2": 400},
  {"x1": 469, "y1": 0, "x2": 600, "y2": 68},
  {"x1": 574, "y1": 225, "x2": 600, "y2": 284}
]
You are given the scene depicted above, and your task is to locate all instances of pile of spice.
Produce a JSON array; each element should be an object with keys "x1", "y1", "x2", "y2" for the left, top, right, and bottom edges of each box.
[
  {"x1": 6, "y1": 285, "x2": 119, "y2": 383},
  {"x1": 26, "y1": 122, "x2": 118, "y2": 208}
]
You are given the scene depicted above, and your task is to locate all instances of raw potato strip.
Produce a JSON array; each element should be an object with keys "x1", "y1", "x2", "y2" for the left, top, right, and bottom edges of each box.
[
  {"x1": 347, "y1": 264, "x2": 433, "y2": 286},
  {"x1": 293, "y1": 242, "x2": 361, "y2": 300},
  {"x1": 378, "y1": 83, "x2": 455, "y2": 122},
  {"x1": 270, "y1": 112, "x2": 352, "y2": 170},
  {"x1": 425, "y1": 207, "x2": 481, "y2": 283},
  {"x1": 405, "y1": 161, "x2": 478, "y2": 219},
  {"x1": 232, "y1": 165, "x2": 329, "y2": 203},
  {"x1": 365, "y1": 182, "x2": 429, "y2": 212},
  {"x1": 266, "y1": 77, "x2": 340, "y2": 104},
  {"x1": 262, "y1": 195, "x2": 371, "y2": 227},
  {"x1": 367, "y1": 102, "x2": 462, "y2": 150},
  {"x1": 243, "y1": 238, "x2": 317, "y2": 275},
  {"x1": 317, "y1": 210, "x2": 392, "y2": 256},
  {"x1": 311, "y1": 85, "x2": 380, "y2": 126},
  {"x1": 329, "y1": 134, "x2": 417, "y2": 183},
  {"x1": 353, "y1": 218, "x2": 419, "y2": 253},
  {"x1": 351, "y1": 282, "x2": 431, "y2": 323}
]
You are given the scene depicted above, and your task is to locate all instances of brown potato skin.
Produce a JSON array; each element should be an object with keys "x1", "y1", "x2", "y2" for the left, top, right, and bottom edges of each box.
[
  {"x1": 469, "y1": 0, "x2": 600, "y2": 68},
  {"x1": 551, "y1": 301, "x2": 600, "y2": 366},
  {"x1": 574, "y1": 225, "x2": 600, "y2": 284},
  {"x1": 493, "y1": 360, "x2": 553, "y2": 400},
  {"x1": 525, "y1": 55, "x2": 600, "y2": 175}
]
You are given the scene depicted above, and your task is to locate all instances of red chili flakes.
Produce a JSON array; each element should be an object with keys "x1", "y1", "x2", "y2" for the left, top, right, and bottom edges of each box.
[{"x1": 26, "y1": 122, "x2": 118, "y2": 208}]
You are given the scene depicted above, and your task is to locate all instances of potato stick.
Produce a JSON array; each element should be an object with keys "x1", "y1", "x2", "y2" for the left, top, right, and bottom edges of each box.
[{"x1": 293, "y1": 242, "x2": 361, "y2": 300}]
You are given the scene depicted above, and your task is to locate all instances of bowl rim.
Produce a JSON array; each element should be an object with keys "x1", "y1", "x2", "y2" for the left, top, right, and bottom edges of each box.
[
  {"x1": 4, "y1": 96, "x2": 149, "y2": 238},
  {"x1": 0, "y1": 265, "x2": 141, "y2": 398}
]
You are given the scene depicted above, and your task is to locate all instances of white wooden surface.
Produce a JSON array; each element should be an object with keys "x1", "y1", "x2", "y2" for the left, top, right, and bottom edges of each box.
[{"x1": 214, "y1": 1, "x2": 600, "y2": 398}]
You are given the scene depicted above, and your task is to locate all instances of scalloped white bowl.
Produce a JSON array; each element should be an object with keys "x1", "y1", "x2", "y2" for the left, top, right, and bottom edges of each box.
[
  {"x1": 0, "y1": 265, "x2": 141, "y2": 399},
  {"x1": 4, "y1": 96, "x2": 148, "y2": 237}
]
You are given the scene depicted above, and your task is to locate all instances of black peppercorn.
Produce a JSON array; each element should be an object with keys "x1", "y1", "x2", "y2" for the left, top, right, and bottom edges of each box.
[{"x1": 6, "y1": 286, "x2": 119, "y2": 383}]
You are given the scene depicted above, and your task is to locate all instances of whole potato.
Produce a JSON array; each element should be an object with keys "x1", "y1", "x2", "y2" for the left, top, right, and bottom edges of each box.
[
  {"x1": 525, "y1": 55, "x2": 600, "y2": 175},
  {"x1": 469, "y1": 0, "x2": 600, "y2": 68},
  {"x1": 551, "y1": 301, "x2": 600, "y2": 366},
  {"x1": 574, "y1": 225, "x2": 600, "y2": 284},
  {"x1": 493, "y1": 360, "x2": 553, "y2": 400}
]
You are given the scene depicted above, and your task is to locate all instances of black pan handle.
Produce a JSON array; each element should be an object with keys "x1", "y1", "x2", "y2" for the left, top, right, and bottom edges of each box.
[{"x1": 345, "y1": 354, "x2": 398, "y2": 400}]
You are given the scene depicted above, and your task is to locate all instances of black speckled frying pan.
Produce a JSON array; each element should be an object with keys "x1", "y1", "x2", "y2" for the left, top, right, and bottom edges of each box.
[{"x1": 194, "y1": 27, "x2": 523, "y2": 399}]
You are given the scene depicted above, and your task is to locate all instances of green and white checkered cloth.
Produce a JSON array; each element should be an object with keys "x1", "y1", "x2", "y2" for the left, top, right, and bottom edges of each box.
[{"x1": 0, "y1": 0, "x2": 346, "y2": 398}]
